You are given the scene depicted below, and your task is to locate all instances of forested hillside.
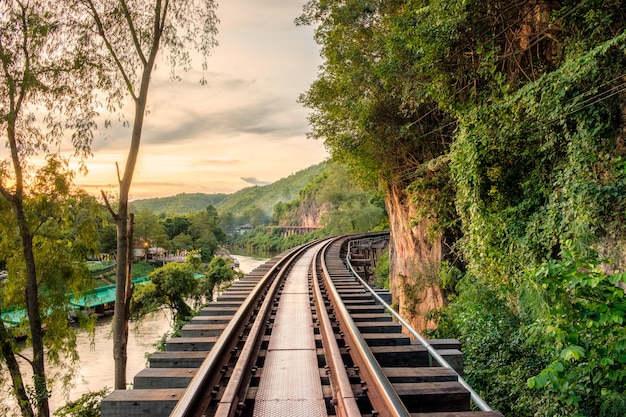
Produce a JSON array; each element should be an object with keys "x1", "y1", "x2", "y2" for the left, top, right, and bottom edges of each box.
[
  {"x1": 126, "y1": 162, "x2": 387, "y2": 254},
  {"x1": 130, "y1": 163, "x2": 327, "y2": 219},
  {"x1": 130, "y1": 193, "x2": 228, "y2": 215},
  {"x1": 273, "y1": 163, "x2": 387, "y2": 232},
  {"x1": 299, "y1": 1, "x2": 626, "y2": 416},
  {"x1": 231, "y1": 163, "x2": 388, "y2": 252},
  {"x1": 215, "y1": 163, "x2": 328, "y2": 219}
]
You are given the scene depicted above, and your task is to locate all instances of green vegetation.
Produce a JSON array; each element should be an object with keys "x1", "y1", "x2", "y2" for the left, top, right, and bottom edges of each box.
[
  {"x1": 373, "y1": 250, "x2": 390, "y2": 290},
  {"x1": 215, "y1": 163, "x2": 328, "y2": 220},
  {"x1": 232, "y1": 163, "x2": 388, "y2": 252},
  {"x1": 53, "y1": 388, "x2": 110, "y2": 417},
  {"x1": 133, "y1": 262, "x2": 197, "y2": 324},
  {"x1": 131, "y1": 262, "x2": 155, "y2": 280},
  {"x1": 300, "y1": 1, "x2": 626, "y2": 415},
  {"x1": 231, "y1": 226, "x2": 327, "y2": 253},
  {"x1": 92, "y1": 164, "x2": 377, "y2": 270},
  {"x1": 275, "y1": 164, "x2": 388, "y2": 233},
  {"x1": 130, "y1": 193, "x2": 227, "y2": 215},
  {"x1": 127, "y1": 205, "x2": 226, "y2": 263},
  {"x1": 128, "y1": 162, "x2": 388, "y2": 254},
  {"x1": 131, "y1": 254, "x2": 242, "y2": 326},
  {"x1": 130, "y1": 163, "x2": 328, "y2": 221}
]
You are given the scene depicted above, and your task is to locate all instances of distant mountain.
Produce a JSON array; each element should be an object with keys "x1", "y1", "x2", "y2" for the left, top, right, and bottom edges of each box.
[
  {"x1": 129, "y1": 162, "x2": 328, "y2": 216},
  {"x1": 130, "y1": 192, "x2": 228, "y2": 215},
  {"x1": 215, "y1": 163, "x2": 328, "y2": 217}
]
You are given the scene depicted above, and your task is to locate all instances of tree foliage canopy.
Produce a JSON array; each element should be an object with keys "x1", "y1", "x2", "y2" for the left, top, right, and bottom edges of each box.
[
  {"x1": 0, "y1": 2, "x2": 104, "y2": 414},
  {"x1": 300, "y1": 0, "x2": 626, "y2": 415},
  {"x1": 131, "y1": 254, "x2": 242, "y2": 325}
]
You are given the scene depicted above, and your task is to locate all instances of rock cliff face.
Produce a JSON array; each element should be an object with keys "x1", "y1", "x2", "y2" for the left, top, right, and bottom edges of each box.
[
  {"x1": 290, "y1": 197, "x2": 330, "y2": 228},
  {"x1": 386, "y1": 183, "x2": 447, "y2": 331}
]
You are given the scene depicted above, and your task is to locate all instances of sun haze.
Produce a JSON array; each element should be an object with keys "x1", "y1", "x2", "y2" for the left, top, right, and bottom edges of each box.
[{"x1": 71, "y1": 0, "x2": 328, "y2": 200}]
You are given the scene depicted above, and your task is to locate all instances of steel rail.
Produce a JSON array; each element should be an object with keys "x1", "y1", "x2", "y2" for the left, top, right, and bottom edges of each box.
[
  {"x1": 311, "y1": 241, "x2": 361, "y2": 417},
  {"x1": 213, "y1": 244, "x2": 296, "y2": 417},
  {"x1": 346, "y1": 237, "x2": 495, "y2": 412},
  {"x1": 169, "y1": 243, "x2": 309, "y2": 417},
  {"x1": 321, "y1": 240, "x2": 412, "y2": 417}
]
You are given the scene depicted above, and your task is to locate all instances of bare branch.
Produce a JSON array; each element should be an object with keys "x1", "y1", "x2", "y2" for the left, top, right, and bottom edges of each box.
[
  {"x1": 84, "y1": 0, "x2": 138, "y2": 101},
  {"x1": 116, "y1": 161, "x2": 122, "y2": 184},
  {"x1": 100, "y1": 189, "x2": 118, "y2": 221},
  {"x1": 118, "y1": 0, "x2": 147, "y2": 66},
  {"x1": 159, "y1": 0, "x2": 170, "y2": 34},
  {"x1": 15, "y1": 351, "x2": 34, "y2": 367}
]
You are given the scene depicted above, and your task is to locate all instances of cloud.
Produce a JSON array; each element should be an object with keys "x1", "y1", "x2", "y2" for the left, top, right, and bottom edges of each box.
[
  {"x1": 89, "y1": 70, "x2": 309, "y2": 154},
  {"x1": 67, "y1": 0, "x2": 328, "y2": 199},
  {"x1": 144, "y1": 96, "x2": 307, "y2": 145},
  {"x1": 240, "y1": 177, "x2": 271, "y2": 186}
]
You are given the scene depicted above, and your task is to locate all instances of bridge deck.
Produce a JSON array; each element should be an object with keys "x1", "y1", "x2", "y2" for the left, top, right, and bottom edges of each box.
[{"x1": 252, "y1": 244, "x2": 326, "y2": 417}]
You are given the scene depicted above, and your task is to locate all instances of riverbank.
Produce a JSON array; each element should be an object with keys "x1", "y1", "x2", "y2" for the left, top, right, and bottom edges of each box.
[{"x1": 0, "y1": 255, "x2": 268, "y2": 415}]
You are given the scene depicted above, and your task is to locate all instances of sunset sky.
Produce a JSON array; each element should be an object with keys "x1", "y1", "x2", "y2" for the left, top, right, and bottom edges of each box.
[{"x1": 72, "y1": 0, "x2": 328, "y2": 200}]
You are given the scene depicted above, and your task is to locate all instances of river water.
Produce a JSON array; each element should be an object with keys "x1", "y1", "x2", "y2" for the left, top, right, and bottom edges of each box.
[{"x1": 0, "y1": 254, "x2": 268, "y2": 415}]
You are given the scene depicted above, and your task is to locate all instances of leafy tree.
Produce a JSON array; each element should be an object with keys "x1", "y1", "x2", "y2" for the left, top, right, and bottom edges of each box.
[
  {"x1": 189, "y1": 205, "x2": 225, "y2": 261},
  {"x1": 217, "y1": 211, "x2": 236, "y2": 236},
  {"x1": 196, "y1": 256, "x2": 242, "y2": 303},
  {"x1": 170, "y1": 233, "x2": 194, "y2": 251},
  {"x1": 239, "y1": 206, "x2": 270, "y2": 227},
  {"x1": 53, "y1": 388, "x2": 110, "y2": 417},
  {"x1": 134, "y1": 208, "x2": 168, "y2": 249},
  {"x1": 131, "y1": 255, "x2": 241, "y2": 325},
  {"x1": 0, "y1": 160, "x2": 101, "y2": 417},
  {"x1": 161, "y1": 215, "x2": 191, "y2": 240},
  {"x1": 0, "y1": 2, "x2": 99, "y2": 415},
  {"x1": 146, "y1": 262, "x2": 196, "y2": 324},
  {"x1": 69, "y1": 0, "x2": 219, "y2": 389},
  {"x1": 97, "y1": 223, "x2": 118, "y2": 255}
]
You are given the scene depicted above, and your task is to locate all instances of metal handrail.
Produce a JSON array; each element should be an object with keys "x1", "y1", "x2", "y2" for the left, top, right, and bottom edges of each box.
[{"x1": 346, "y1": 238, "x2": 495, "y2": 412}]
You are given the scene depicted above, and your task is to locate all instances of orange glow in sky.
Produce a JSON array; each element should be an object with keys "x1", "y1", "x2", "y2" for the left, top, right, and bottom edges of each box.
[{"x1": 69, "y1": 1, "x2": 328, "y2": 200}]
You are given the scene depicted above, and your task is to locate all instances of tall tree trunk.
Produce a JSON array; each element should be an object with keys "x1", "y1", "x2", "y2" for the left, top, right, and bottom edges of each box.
[
  {"x1": 2, "y1": 50, "x2": 48, "y2": 415},
  {"x1": 112, "y1": 210, "x2": 135, "y2": 390},
  {"x1": 0, "y1": 321, "x2": 34, "y2": 417},
  {"x1": 112, "y1": 57, "x2": 155, "y2": 389},
  {"x1": 112, "y1": 205, "x2": 129, "y2": 390},
  {"x1": 14, "y1": 201, "x2": 50, "y2": 417}
]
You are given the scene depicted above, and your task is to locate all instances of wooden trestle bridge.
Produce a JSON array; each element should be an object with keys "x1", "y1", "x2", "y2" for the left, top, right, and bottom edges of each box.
[{"x1": 101, "y1": 233, "x2": 503, "y2": 417}]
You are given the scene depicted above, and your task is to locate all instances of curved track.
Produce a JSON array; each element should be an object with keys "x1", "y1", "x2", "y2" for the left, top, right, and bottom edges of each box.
[{"x1": 101, "y1": 234, "x2": 503, "y2": 417}]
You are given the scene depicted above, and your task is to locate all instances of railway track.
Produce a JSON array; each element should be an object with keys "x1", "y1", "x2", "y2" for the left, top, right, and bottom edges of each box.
[{"x1": 102, "y1": 234, "x2": 503, "y2": 417}]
